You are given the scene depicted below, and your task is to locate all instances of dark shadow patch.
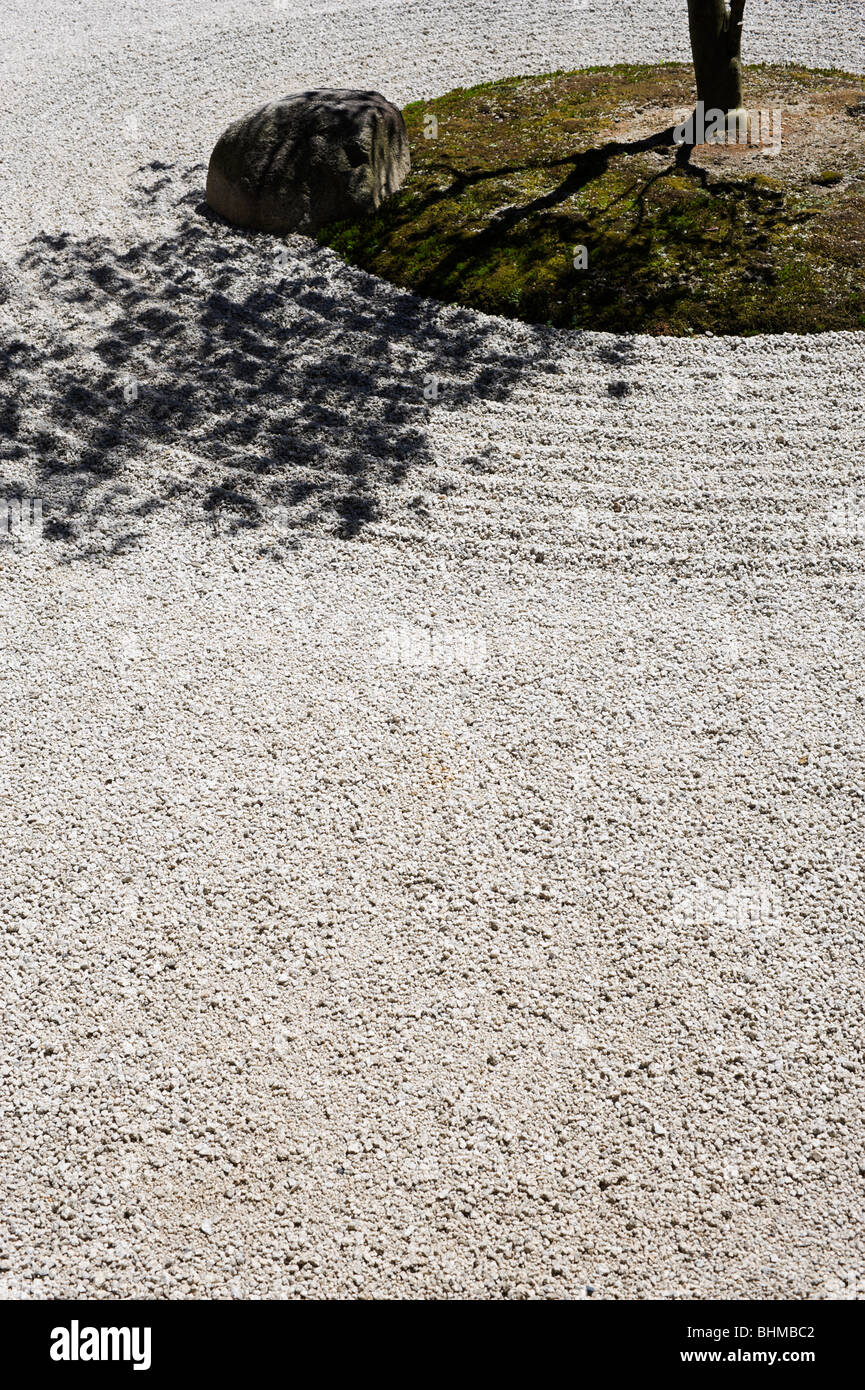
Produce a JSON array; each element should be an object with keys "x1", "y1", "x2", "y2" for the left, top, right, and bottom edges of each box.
[{"x1": 0, "y1": 162, "x2": 564, "y2": 556}]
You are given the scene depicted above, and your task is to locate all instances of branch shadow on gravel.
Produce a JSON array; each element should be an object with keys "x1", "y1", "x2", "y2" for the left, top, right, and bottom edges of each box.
[{"x1": 0, "y1": 162, "x2": 565, "y2": 556}]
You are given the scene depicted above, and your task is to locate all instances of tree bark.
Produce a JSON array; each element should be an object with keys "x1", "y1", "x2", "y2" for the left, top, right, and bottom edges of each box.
[{"x1": 687, "y1": 0, "x2": 746, "y2": 112}]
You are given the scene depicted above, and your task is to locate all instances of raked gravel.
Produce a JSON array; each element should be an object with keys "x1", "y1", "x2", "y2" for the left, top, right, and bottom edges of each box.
[{"x1": 1, "y1": 1, "x2": 864, "y2": 1300}]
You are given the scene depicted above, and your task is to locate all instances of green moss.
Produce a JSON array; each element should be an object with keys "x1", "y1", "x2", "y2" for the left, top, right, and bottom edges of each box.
[{"x1": 317, "y1": 64, "x2": 865, "y2": 335}]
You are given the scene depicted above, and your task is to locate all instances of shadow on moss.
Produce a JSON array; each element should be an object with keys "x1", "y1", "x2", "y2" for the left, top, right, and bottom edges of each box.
[{"x1": 318, "y1": 64, "x2": 865, "y2": 335}]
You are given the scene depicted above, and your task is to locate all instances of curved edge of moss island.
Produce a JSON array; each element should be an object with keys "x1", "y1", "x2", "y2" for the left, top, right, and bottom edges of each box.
[{"x1": 315, "y1": 63, "x2": 865, "y2": 336}]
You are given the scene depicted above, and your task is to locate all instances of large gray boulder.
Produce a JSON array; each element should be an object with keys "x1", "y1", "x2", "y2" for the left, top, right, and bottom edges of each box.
[{"x1": 206, "y1": 88, "x2": 410, "y2": 234}]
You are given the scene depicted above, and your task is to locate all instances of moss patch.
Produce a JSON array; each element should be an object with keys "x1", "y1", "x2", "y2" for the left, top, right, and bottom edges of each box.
[{"x1": 316, "y1": 64, "x2": 865, "y2": 335}]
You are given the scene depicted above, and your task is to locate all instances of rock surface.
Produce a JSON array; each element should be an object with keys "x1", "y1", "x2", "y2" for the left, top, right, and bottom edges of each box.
[{"x1": 206, "y1": 88, "x2": 410, "y2": 234}]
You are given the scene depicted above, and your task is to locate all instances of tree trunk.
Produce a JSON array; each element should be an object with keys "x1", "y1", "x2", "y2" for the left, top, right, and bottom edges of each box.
[{"x1": 687, "y1": 0, "x2": 745, "y2": 112}]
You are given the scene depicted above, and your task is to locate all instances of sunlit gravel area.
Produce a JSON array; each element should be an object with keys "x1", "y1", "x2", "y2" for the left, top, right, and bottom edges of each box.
[{"x1": 1, "y1": 2, "x2": 863, "y2": 1299}]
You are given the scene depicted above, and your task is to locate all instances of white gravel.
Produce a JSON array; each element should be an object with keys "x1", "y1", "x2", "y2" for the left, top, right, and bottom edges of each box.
[{"x1": 1, "y1": 2, "x2": 864, "y2": 1300}]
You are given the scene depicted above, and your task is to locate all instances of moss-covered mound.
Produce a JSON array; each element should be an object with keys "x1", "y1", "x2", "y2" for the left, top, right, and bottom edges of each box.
[{"x1": 316, "y1": 64, "x2": 865, "y2": 334}]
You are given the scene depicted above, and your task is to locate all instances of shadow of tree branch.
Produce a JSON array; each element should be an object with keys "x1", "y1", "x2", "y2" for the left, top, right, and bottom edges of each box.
[{"x1": 0, "y1": 162, "x2": 567, "y2": 556}]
